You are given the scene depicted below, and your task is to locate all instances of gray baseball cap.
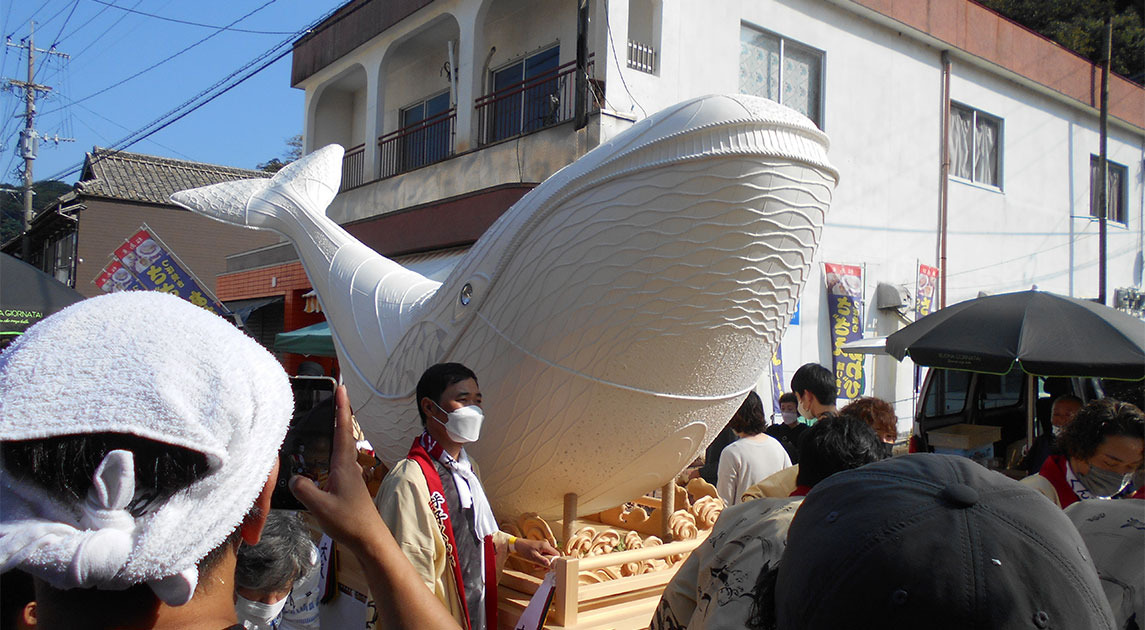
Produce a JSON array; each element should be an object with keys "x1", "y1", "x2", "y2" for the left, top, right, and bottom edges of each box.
[{"x1": 775, "y1": 454, "x2": 1116, "y2": 630}]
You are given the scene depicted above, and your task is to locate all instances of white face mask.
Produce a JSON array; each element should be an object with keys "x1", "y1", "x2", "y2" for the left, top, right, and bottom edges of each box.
[
  {"x1": 1051, "y1": 424, "x2": 1063, "y2": 438},
  {"x1": 235, "y1": 593, "x2": 287, "y2": 629},
  {"x1": 781, "y1": 411, "x2": 798, "y2": 425},
  {"x1": 433, "y1": 401, "x2": 485, "y2": 443}
]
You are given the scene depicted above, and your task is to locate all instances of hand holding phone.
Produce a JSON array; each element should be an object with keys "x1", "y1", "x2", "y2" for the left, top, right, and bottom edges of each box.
[{"x1": 271, "y1": 376, "x2": 337, "y2": 510}]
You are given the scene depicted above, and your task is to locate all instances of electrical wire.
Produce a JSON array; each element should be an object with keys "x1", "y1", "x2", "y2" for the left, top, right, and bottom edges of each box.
[
  {"x1": 39, "y1": 0, "x2": 279, "y2": 116},
  {"x1": 88, "y1": 0, "x2": 297, "y2": 34},
  {"x1": 42, "y1": 1, "x2": 362, "y2": 180},
  {"x1": 51, "y1": 0, "x2": 82, "y2": 47},
  {"x1": 603, "y1": 6, "x2": 647, "y2": 118}
]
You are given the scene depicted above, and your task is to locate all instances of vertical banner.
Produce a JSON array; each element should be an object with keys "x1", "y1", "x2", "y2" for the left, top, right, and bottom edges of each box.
[
  {"x1": 824, "y1": 263, "x2": 865, "y2": 401},
  {"x1": 110, "y1": 228, "x2": 228, "y2": 316},
  {"x1": 915, "y1": 263, "x2": 938, "y2": 320},
  {"x1": 769, "y1": 345, "x2": 785, "y2": 414}
]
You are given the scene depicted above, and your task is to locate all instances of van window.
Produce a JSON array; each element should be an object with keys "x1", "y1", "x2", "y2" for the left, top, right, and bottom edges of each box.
[
  {"x1": 978, "y1": 370, "x2": 1023, "y2": 410},
  {"x1": 924, "y1": 369, "x2": 971, "y2": 416}
]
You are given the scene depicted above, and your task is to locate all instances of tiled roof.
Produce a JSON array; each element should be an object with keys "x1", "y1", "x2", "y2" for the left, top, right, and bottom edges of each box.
[{"x1": 75, "y1": 147, "x2": 270, "y2": 205}]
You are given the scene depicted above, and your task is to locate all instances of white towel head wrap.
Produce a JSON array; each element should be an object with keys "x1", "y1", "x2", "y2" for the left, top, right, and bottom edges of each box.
[{"x1": 0, "y1": 291, "x2": 293, "y2": 606}]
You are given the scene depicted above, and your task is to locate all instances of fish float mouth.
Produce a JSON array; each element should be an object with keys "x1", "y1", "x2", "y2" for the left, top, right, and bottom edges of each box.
[{"x1": 171, "y1": 93, "x2": 838, "y2": 519}]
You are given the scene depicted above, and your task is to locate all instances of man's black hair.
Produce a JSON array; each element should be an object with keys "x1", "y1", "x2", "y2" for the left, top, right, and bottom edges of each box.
[
  {"x1": 789, "y1": 363, "x2": 836, "y2": 405},
  {"x1": 795, "y1": 413, "x2": 886, "y2": 488},
  {"x1": 778, "y1": 392, "x2": 798, "y2": 406},
  {"x1": 1, "y1": 433, "x2": 244, "y2": 617},
  {"x1": 415, "y1": 363, "x2": 479, "y2": 426},
  {"x1": 730, "y1": 391, "x2": 767, "y2": 436},
  {"x1": 1057, "y1": 398, "x2": 1145, "y2": 462}
]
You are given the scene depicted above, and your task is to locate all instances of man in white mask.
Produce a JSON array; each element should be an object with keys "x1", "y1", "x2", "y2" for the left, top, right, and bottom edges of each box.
[{"x1": 374, "y1": 363, "x2": 559, "y2": 630}]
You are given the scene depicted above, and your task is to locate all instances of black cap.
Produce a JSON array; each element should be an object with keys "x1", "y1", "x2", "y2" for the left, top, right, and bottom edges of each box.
[{"x1": 775, "y1": 454, "x2": 1116, "y2": 630}]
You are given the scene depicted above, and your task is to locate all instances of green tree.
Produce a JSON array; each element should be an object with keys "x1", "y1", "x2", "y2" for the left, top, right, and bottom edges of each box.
[
  {"x1": 258, "y1": 134, "x2": 304, "y2": 173},
  {"x1": 0, "y1": 180, "x2": 72, "y2": 244},
  {"x1": 978, "y1": 0, "x2": 1144, "y2": 81}
]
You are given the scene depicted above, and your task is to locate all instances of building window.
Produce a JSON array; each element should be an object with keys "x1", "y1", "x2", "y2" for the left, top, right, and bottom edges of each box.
[
  {"x1": 399, "y1": 91, "x2": 452, "y2": 171},
  {"x1": 1090, "y1": 156, "x2": 1127, "y2": 225},
  {"x1": 739, "y1": 25, "x2": 823, "y2": 128},
  {"x1": 950, "y1": 103, "x2": 1002, "y2": 188},
  {"x1": 42, "y1": 230, "x2": 76, "y2": 287},
  {"x1": 627, "y1": 0, "x2": 660, "y2": 75},
  {"x1": 489, "y1": 45, "x2": 561, "y2": 143}
]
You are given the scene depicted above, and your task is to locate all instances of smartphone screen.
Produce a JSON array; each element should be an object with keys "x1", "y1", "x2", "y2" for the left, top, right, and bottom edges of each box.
[{"x1": 271, "y1": 376, "x2": 337, "y2": 510}]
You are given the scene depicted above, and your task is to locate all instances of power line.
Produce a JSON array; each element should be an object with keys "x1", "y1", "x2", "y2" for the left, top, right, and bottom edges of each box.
[
  {"x1": 42, "y1": 1, "x2": 362, "y2": 181},
  {"x1": 51, "y1": 0, "x2": 82, "y2": 47},
  {"x1": 89, "y1": 0, "x2": 297, "y2": 34},
  {"x1": 40, "y1": 0, "x2": 278, "y2": 116}
]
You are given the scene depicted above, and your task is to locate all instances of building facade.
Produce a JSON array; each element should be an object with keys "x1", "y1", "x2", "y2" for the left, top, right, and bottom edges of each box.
[{"x1": 284, "y1": 0, "x2": 1144, "y2": 429}]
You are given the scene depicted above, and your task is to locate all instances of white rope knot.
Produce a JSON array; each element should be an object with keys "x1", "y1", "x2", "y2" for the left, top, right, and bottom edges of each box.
[{"x1": 71, "y1": 450, "x2": 137, "y2": 586}]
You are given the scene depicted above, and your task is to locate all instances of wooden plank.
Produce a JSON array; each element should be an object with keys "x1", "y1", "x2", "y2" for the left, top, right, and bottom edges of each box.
[
  {"x1": 563, "y1": 492, "x2": 578, "y2": 544},
  {"x1": 660, "y1": 481, "x2": 675, "y2": 541},
  {"x1": 500, "y1": 568, "x2": 544, "y2": 596},
  {"x1": 578, "y1": 565, "x2": 679, "y2": 601},
  {"x1": 550, "y1": 556, "x2": 580, "y2": 627},
  {"x1": 577, "y1": 536, "x2": 704, "y2": 571}
]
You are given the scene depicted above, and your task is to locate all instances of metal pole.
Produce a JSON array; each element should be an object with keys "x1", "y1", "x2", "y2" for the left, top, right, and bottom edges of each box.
[
  {"x1": 574, "y1": 0, "x2": 589, "y2": 130},
  {"x1": 20, "y1": 23, "x2": 36, "y2": 262},
  {"x1": 937, "y1": 51, "x2": 951, "y2": 309},
  {"x1": 1097, "y1": 9, "x2": 1112, "y2": 304}
]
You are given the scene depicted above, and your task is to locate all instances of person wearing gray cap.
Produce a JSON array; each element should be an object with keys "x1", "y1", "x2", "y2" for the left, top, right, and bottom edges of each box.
[{"x1": 775, "y1": 453, "x2": 1118, "y2": 630}]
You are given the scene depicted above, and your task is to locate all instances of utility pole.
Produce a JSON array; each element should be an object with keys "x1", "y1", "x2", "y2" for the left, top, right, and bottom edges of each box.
[{"x1": 5, "y1": 22, "x2": 72, "y2": 261}]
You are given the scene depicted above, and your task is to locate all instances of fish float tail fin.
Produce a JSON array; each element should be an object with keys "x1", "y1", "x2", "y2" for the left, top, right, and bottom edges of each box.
[{"x1": 171, "y1": 145, "x2": 350, "y2": 264}]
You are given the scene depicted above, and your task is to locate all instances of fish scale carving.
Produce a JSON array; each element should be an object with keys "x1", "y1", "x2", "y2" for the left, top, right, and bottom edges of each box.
[{"x1": 170, "y1": 94, "x2": 838, "y2": 519}]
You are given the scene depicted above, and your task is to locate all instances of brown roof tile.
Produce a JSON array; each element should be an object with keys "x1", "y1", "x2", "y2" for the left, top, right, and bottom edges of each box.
[{"x1": 75, "y1": 147, "x2": 270, "y2": 205}]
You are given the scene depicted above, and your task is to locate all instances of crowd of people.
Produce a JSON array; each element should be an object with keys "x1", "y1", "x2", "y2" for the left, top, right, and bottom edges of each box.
[{"x1": 0, "y1": 292, "x2": 1141, "y2": 630}]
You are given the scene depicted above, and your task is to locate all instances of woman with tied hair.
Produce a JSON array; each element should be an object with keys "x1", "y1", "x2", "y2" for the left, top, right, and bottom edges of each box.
[
  {"x1": 235, "y1": 511, "x2": 320, "y2": 630},
  {"x1": 1024, "y1": 399, "x2": 1145, "y2": 508},
  {"x1": 717, "y1": 391, "x2": 792, "y2": 506}
]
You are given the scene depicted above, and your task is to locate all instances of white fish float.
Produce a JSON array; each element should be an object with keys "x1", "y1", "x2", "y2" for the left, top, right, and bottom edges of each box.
[{"x1": 172, "y1": 94, "x2": 838, "y2": 519}]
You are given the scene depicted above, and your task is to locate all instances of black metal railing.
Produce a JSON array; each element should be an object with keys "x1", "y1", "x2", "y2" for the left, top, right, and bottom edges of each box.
[
  {"x1": 476, "y1": 58, "x2": 596, "y2": 146},
  {"x1": 377, "y1": 108, "x2": 456, "y2": 180},
  {"x1": 341, "y1": 144, "x2": 365, "y2": 191}
]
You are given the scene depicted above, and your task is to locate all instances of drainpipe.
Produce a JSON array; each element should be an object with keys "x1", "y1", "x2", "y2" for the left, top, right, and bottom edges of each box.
[
  {"x1": 575, "y1": 0, "x2": 589, "y2": 130},
  {"x1": 481, "y1": 46, "x2": 497, "y2": 98},
  {"x1": 447, "y1": 40, "x2": 458, "y2": 107},
  {"x1": 938, "y1": 51, "x2": 951, "y2": 309}
]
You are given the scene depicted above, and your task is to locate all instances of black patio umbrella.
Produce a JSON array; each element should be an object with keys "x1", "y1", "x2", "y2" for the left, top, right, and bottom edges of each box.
[
  {"x1": 886, "y1": 290, "x2": 1145, "y2": 381},
  {"x1": 0, "y1": 253, "x2": 85, "y2": 350}
]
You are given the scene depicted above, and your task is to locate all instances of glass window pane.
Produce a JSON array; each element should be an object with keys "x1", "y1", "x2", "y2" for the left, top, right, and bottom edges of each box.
[
  {"x1": 1090, "y1": 157, "x2": 1102, "y2": 218},
  {"x1": 979, "y1": 371, "x2": 1022, "y2": 410},
  {"x1": 739, "y1": 28, "x2": 780, "y2": 102},
  {"x1": 950, "y1": 106, "x2": 974, "y2": 180},
  {"x1": 1109, "y1": 163, "x2": 1125, "y2": 223},
  {"x1": 491, "y1": 61, "x2": 524, "y2": 142},
  {"x1": 524, "y1": 46, "x2": 561, "y2": 132},
  {"x1": 974, "y1": 115, "x2": 999, "y2": 186},
  {"x1": 783, "y1": 44, "x2": 820, "y2": 126},
  {"x1": 925, "y1": 369, "x2": 971, "y2": 416}
]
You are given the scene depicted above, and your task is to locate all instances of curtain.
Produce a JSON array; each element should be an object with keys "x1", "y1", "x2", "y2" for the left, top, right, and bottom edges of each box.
[
  {"x1": 950, "y1": 107, "x2": 974, "y2": 180},
  {"x1": 739, "y1": 29, "x2": 780, "y2": 102},
  {"x1": 974, "y1": 115, "x2": 999, "y2": 186}
]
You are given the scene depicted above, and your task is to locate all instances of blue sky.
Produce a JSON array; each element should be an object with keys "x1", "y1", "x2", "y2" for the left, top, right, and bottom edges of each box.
[{"x1": 1, "y1": 0, "x2": 347, "y2": 185}]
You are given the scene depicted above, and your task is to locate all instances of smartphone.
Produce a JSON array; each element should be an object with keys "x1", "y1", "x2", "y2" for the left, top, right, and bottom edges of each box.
[{"x1": 271, "y1": 376, "x2": 338, "y2": 510}]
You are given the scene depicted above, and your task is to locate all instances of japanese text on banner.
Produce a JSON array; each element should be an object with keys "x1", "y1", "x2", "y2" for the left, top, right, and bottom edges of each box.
[
  {"x1": 824, "y1": 263, "x2": 865, "y2": 401},
  {"x1": 915, "y1": 263, "x2": 938, "y2": 320},
  {"x1": 110, "y1": 228, "x2": 227, "y2": 315}
]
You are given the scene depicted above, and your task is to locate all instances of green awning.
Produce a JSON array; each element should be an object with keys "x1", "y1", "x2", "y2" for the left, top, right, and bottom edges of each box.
[{"x1": 274, "y1": 321, "x2": 335, "y2": 357}]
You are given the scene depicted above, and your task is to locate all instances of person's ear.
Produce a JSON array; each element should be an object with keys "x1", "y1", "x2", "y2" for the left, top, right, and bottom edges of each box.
[
  {"x1": 240, "y1": 458, "x2": 278, "y2": 546},
  {"x1": 421, "y1": 397, "x2": 438, "y2": 422},
  {"x1": 21, "y1": 601, "x2": 36, "y2": 628}
]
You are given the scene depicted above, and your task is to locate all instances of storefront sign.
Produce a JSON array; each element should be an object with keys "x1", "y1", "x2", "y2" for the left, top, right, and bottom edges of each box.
[{"x1": 824, "y1": 262, "x2": 865, "y2": 401}]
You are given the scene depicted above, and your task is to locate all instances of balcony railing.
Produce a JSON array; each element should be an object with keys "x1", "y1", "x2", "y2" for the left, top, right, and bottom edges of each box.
[
  {"x1": 377, "y1": 108, "x2": 457, "y2": 180},
  {"x1": 341, "y1": 144, "x2": 365, "y2": 191},
  {"x1": 627, "y1": 40, "x2": 657, "y2": 74},
  {"x1": 476, "y1": 58, "x2": 596, "y2": 147}
]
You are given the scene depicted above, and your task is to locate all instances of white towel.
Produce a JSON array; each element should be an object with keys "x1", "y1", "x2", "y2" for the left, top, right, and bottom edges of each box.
[{"x1": 0, "y1": 291, "x2": 293, "y2": 605}]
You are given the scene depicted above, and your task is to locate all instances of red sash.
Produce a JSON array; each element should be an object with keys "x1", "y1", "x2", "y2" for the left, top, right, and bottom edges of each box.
[{"x1": 407, "y1": 433, "x2": 498, "y2": 630}]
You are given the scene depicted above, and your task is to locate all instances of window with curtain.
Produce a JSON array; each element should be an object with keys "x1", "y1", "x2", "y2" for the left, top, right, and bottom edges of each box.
[
  {"x1": 949, "y1": 103, "x2": 1002, "y2": 188},
  {"x1": 739, "y1": 25, "x2": 823, "y2": 128},
  {"x1": 1090, "y1": 156, "x2": 1128, "y2": 224}
]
